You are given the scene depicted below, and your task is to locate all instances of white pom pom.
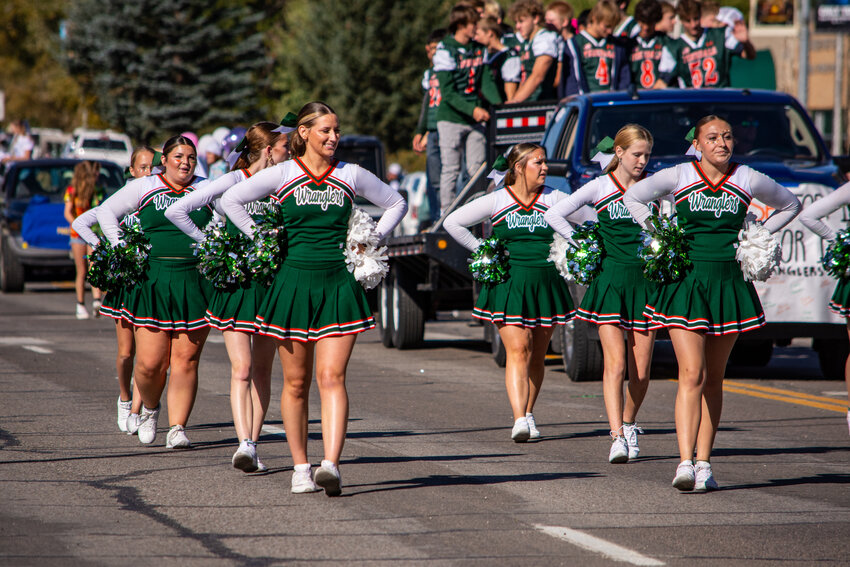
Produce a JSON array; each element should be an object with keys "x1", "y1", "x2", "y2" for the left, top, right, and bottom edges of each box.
[
  {"x1": 736, "y1": 218, "x2": 781, "y2": 282},
  {"x1": 345, "y1": 206, "x2": 389, "y2": 289},
  {"x1": 548, "y1": 234, "x2": 573, "y2": 281}
]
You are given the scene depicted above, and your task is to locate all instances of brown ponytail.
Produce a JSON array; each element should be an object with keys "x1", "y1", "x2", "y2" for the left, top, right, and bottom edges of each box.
[
  {"x1": 504, "y1": 143, "x2": 543, "y2": 187},
  {"x1": 603, "y1": 124, "x2": 653, "y2": 174},
  {"x1": 232, "y1": 122, "x2": 281, "y2": 171}
]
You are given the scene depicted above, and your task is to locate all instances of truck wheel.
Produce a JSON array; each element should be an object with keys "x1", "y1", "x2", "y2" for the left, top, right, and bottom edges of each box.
[
  {"x1": 391, "y1": 266, "x2": 424, "y2": 349},
  {"x1": 489, "y1": 324, "x2": 507, "y2": 367},
  {"x1": 562, "y1": 319, "x2": 603, "y2": 381},
  {"x1": 0, "y1": 236, "x2": 25, "y2": 293},
  {"x1": 728, "y1": 339, "x2": 773, "y2": 367},
  {"x1": 813, "y1": 339, "x2": 850, "y2": 379},
  {"x1": 377, "y1": 274, "x2": 394, "y2": 348}
]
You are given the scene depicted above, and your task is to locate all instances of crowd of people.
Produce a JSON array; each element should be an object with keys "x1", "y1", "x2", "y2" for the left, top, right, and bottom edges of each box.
[
  {"x1": 413, "y1": 0, "x2": 755, "y2": 225},
  {"x1": 50, "y1": 0, "x2": 850, "y2": 499}
]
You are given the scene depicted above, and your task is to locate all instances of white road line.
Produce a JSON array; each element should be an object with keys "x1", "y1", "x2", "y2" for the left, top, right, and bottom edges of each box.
[
  {"x1": 822, "y1": 391, "x2": 849, "y2": 398},
  {"x1": 261, "y1": 425, "x2": 286, "y2": 437},
  {"x1": 535, "y1": 525, "x2": 665, "y2": 566},
  {"x1": 0, "y1": 337, "x2": 49, "y2": 346},
  {"x1": 424, "y1": 331, "x2": 468, "y2": 341},
  {"x1": 22, "y1": 345, "x2": 53, "y2": 354},
  {"x1": 205, "y1": 334, "x2": 225, "y2": 344}
]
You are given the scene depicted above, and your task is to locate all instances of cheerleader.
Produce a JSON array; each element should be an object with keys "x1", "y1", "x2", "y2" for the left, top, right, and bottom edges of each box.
[
  {"x1": 97, "y1": 135, "x2": 212, "y2": 448},
  {"x1": 72, "y1": 146, "x2": 156, "y2": 434},
  {"x1": 623, "y1": 115, "x2": 800, "y2": 491},
  {"x1": 544, "y1": 125, "x2": 657, "y2": 463},
  {"x1": 220, "y1": 102, "x2": 406, "y2": 496},
  {"x1": 445, "y1": 143, "x2": 579, "y2": 442},
  {"x1": 165, "y1": 121, "x2": 291, "y2": 472},
  {"x1": 798, "y1": 180, "x2": 850, "y2": 434}
]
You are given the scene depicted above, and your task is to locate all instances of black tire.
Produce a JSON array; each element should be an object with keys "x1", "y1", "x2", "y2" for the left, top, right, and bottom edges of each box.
[
  {"x1": 814, "y1": 338, "x2": 850, "y2": 379},
  {"x1": 377, "y1": 273, "x2": 394, "y2": 348},
  {"x1": 728, "y1": 339, "x2": 774, "y2": 367},
  {"x1": 390, "y1": 266, "x2": 425, "y2": 349},
  {"x1": 562, "y1": 319, "x2": 603, "y2": 381},
  {"x1": 489, "y1": 324, "x2": 507, "y2": 367},
  {"x1": 0, "y1": 236, "x2": 25, "y2": 293}
]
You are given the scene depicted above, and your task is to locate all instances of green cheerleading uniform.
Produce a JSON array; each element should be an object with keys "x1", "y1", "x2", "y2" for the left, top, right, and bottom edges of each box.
[
  {"x1": 220, "y1": 159, "x2": 406, "y2": 342},
  {"x1": 445, "y1": 186, "x2": 575, "y2": 327},
  {"x1": 98, "y1": 174, "x2": 214, "y2": 331},
  {"x1": 195, "y1": 169, "x2": 276, "y2": 332},
  {"x1": 638, "y1": 162, "x2": 765, "y2": 335},
  {"x1": 549, "y1": 173, "x2": 661, "y2": 330}
]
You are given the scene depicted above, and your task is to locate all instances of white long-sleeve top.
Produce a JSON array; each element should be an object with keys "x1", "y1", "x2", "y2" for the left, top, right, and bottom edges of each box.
[
  {"x1": 71, "y1": 208, "x2": 100, "y2": 247},
  {"x1": 220, "y1": 159, "x2": 406, "y2": 266},
  {"x1": 798, "y1": 181, "x2": 850, "y2": 240},
  {"x1": 165, "y1": 169, "x2": 249, "y2": 243},
  {"x1": 623, "y1": 162, "x2": 800, "y2": 261}
]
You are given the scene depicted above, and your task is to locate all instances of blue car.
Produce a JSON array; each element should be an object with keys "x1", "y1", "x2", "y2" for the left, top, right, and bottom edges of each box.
[{"x1": 0, "y1": 158, "x2": 125, "y2": 292}]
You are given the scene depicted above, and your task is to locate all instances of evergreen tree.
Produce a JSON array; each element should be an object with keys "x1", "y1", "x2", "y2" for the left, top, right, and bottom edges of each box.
[
  {"x1": 271, "y1": 0, "x2": 449, "y2": 153},
  {"x1": 66, "y1": 0, "x2": 272, "y2": 143}
]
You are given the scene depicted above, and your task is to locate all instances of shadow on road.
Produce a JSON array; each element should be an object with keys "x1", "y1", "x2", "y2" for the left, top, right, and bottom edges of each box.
[{"x1": 346, "y1": 471, "x2": 602, "y2": 496}]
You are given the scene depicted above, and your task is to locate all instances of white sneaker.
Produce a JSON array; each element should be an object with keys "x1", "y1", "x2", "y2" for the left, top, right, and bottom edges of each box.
[
  {"x1": 672, "y1": 460, "x2": 695, "y2": 491},
  {"x1": 137, "y1": 405, "x2": 159, "y2": 444},
  {"x1": 254, "y1": 459, "x2": 268, "y2": 473},
  {"x1": 75, "y1": 304, "x2": 89, "y2": 319},
  {"x1": 623, "y1": 423, "x2": 643, "y2": 460},
  {"x1": 166, "y1": 425, "x2": 191, "y2": 449},
  {"x1": 314, "y1": 460, "x2": 342, "y2": 496},
  {"x1": 126, "y1": 413, "x2": 141, "y2": 435},
  {"x1": 511, "y1": 417, "x2": 530, "y2": 443},
  {"x1": 232, "y1": 440, "x2": 258, "y2": 472},
  {"x1": 846, "y1": 410, "x2": 850, "y2": 436},
  {"x1": 291, "y1": 464, "x2": 320, "y2": 493},
  {"x1": 117, "y1": 398, "x2": 132, "y2": 433},
  {"x1": 92, "y1": 299, "x2": 102, "y2": 317},
  {"x1": 694, "y1": 461, "x2": 719, "y2": 492},
  {"x1": 525, "y1": 413, "x2": 540, "y2": 439},
  {"x1": 608, "y1": 436, "x2": 629, "y2": 464}
]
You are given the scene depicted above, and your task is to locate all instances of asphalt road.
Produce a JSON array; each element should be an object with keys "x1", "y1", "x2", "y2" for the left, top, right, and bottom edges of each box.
[{"x1": 1, "y1": 286, "x2": 848, "y2": 566}]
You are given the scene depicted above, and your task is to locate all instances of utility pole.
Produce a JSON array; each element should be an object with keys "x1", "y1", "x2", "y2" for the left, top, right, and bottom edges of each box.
[{"x1": 799, "y1": 0, "x2": 810, "y2": 107}]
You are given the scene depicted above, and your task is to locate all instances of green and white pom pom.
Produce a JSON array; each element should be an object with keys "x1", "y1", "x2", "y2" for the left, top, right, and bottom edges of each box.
[
  {"x1": 194, "y1": 221, "x2": 251, "y2": 291},
  {"x1": 86, "y1": 224, "x2": 151, "y2": 292},
  {"x1": 344, "y1": 206, "x2": 389, "y2": 290},
  {"x1": 566, "y1": 222, "x2": 604, "y2": 285},
  {"x1": 736, "y1": 216, "x2": 781, "y2": 282},
  {"x1": 247, "y1": 204, "x2": 286, "y2": 287},
  {"x1": 822, "y1": 228, "x2": 850, "y2": 280},
  {"x1": 469, "y1": 237, "x2": 509, "y2": 284},
  {"x1": 638, "y1": 214, "x2": 691, "y2": 283}
]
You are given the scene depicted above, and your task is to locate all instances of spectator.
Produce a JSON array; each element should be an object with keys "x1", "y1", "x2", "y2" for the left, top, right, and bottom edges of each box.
[
  {"x1": 613, "y1": 0, "x2": 640, "y2": 38},
  {"x1": 630, "y1": 0, "x2": 677, "y2": 89},
  {"x1": 476, "y1": 16, "x2": 521, "y2": 101},
  {"x1": 434, "y1": 3, "x2": 502, "y2": 215},
  {"x1": 700, "y1": 0, "x2": 723, "y2": 28},
  {"x1": 413, "y1": 27, "x2": 448, "y2": 226},
  {"x1": 672, "y1": 0, "x2": 755, "y2": 89},
  {"x1": 576, "y1": 8, "x2": 590, "y2": 34},
  {"x1": 545, "y1": 1, "x2": 575, "y2": 89},
  {"x1": 509, "y1": 0, "x2": 559, "y2": 102},
  {"x1": 387, "y1": 162, "x2": 403, "y2": 192},
  {"x1": 655, "y1": 0, "x2": 677, "y2": 34},
  {"x1": 2, "y1": 120, "x2": 34, "y2": 163},
  {"x1": 559, "y1": 0, "x2": 631, "y2": 97},
  {"x1": 64, "y1": 161, "x2": 105, "y2": 319}
]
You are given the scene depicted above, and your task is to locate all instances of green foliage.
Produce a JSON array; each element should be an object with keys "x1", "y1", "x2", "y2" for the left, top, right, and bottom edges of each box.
[
  {"x1": 66, "y1": 0, "x2": 276, "y2": 144},
  {"x1": 270, "y1": 0, "x2": 449, "y2": 153},
  {"x1": 0, "y1": 0, "x2": 83, "y2": 130}
]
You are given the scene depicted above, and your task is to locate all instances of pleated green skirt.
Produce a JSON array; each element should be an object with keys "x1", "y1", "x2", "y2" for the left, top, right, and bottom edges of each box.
[
  {"x1": 121, "y1": 258, "x2": 212, "y2": 331},
  {"x1": 644, "y1": 259, "x2": 765, "y2": 335},
  {"x1": 829, "y1": 279, "x2": 850, "y2": 317},
  {"x1": 577, "y1": 259, "x2": 660, "y2": 331},
  {"x1": 205, "y1": 281, "x2": 268, "y2": 332},
  {"x1": 100, "y1": 286, "x2": 125, "y2": 320},
  {"x1": 253, "y1": 260, "x2": 375, "y2": 342},
  {"x1": 472, "y1": 263, "x2": 575, "y2": 327}
]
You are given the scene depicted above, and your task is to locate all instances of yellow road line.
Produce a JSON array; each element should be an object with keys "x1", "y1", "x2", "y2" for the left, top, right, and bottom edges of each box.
[
  {"x1": 725, "y1": 380, "x2": 850, "y2": 408},
  {"x1": 723, "y1": 385, "x2": 848, "y2": 413}
]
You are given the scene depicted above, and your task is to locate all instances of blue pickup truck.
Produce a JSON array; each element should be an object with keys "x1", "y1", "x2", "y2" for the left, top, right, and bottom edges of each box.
[
  {"x1": 512, "y1": 88, "x2": 847, "y2": 380},
  {"x1": 380, "y1": 89, "x2": 848, "y2": 380}
]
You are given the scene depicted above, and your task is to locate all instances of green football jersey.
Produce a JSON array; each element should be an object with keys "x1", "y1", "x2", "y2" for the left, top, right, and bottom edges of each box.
[
  {"x1": 433, "y1": 35, "x2": 502, "y2": 125},
  {"x1": 630, "y1": 34, "x2": 675, "y2": 89},
  {"x1": 518, "y1": 28, "x2": 559, "y2": 100},
  {"x1": 568, "y1": 31, "x2": 618, "y2": 92},
  {"x1": 674, "y1": 26, "x2": 742, "y2": 88}
]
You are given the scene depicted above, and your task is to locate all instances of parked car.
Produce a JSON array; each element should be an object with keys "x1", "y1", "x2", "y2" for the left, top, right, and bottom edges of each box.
[
  {"x1": 63, "y1": 128, "x2": 133, "y2": 168},
  {"x1": 0, "y1": 158, "x2": 125, "y2": 292},
  {"x1": 399, "y1": 171, "x2": 428, "y2": 235},
  {"x1": 30, "y1": 128, "x2": 72, "y2": 159}
]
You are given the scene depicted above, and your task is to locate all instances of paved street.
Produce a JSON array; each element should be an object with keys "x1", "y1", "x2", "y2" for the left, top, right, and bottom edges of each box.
[{"x1": 1, "y1": 286, "x2": 849, "y2": 566}]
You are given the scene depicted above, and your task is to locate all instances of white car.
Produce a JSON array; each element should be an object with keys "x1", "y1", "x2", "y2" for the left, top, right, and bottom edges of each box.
[
  {"x1": 64, "y1": 129, "x2": 133, "y2": 168},
  {"x1": 399, "y1": 171, "x2": 429, "y2": 235}
]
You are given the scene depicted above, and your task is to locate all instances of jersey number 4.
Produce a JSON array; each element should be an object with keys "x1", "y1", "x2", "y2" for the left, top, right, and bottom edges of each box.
[
  {"x1": 688, "y1": 57, "x2": 718, "y2": 88},
  {"x1": 595, "y1": 58, "x2": 610, "y2": 86}
]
